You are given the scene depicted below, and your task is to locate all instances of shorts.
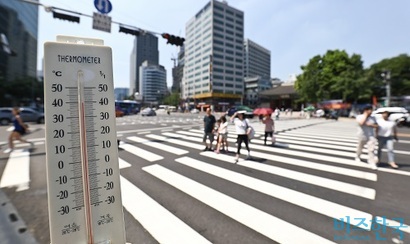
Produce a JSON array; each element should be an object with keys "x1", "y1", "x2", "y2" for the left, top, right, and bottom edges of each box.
[
  {"x1": 13, "y1": 129, "x2": 25, "y2": 135},
  {"x1": 203, "y1": 132, "x2": 214, "y2": 142},
  {"x1": 220, "y1": 133, "x2": 228, "y2": 140}
]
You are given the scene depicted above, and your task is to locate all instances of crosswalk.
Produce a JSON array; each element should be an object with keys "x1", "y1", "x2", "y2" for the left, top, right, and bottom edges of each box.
[{"x1": 1, "y1": 119, "x2": 410, "y2": 243}]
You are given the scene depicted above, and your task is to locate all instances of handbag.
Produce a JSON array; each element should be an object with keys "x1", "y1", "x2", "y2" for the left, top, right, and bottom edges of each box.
[{"x1": 245, "y1": 120, "x2": 255, "y2": 140}]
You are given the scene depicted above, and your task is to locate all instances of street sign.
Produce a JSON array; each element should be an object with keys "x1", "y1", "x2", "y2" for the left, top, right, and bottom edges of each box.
[
  {"x1": 94, "y1": 0, "x2": 112, "y2": 14},
  {"x1": 93, "y1": 12, "x2": 112, "y2": 33}
]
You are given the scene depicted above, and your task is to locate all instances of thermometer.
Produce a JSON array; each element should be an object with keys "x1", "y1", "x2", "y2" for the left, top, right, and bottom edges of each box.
[{"x1": 43, "y1": 36, "x2": 126, "y2": 244}]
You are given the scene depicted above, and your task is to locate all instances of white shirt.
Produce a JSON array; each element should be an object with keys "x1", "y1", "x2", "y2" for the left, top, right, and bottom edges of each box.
[
  {"x1": 356, "y1": 114, "x2": 376, "y2": 137},
  {"x1": 219, "y1": 121, "x2": 228, "y2": 134},
  {"x1": 233, "y1": 118, "x2": 249, "y2": 135},
  {"x1": 377, "y1": 119, "x2": 396, "y2": 137}
]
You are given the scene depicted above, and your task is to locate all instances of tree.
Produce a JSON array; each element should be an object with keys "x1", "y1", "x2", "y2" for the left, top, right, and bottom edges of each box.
[
  {"x1": 364, "y1": 54, "x2": 410, "y2": 98},
  {"x1": 1, "y1": 77, "x2": 43, "y2": 106},
  {"x1": 163, "y1": 93, "x2": 180, "y2": 107},
  {"x1": 295, "y1": 50, "x2": 365, "y2": 103}
]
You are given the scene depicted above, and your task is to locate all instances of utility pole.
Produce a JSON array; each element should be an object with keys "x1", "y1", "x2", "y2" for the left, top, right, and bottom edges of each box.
[
  {"x1": 171, "y1": 57, "x2": 176, "y2": 68},
  {"x1": 381, "y1": 70, "x2": 391, "y2": 107}
]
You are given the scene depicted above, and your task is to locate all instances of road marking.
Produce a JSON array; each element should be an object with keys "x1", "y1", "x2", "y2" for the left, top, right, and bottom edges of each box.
[
  {"x1": 201, "y1": 152, "x2": 376, "y2": 199},
  {"x1": 147, "y1": 134, "x2": 204, "y2": 150},
  {"x1": 127, "y1": 136, "x2": 188, "y2": 155},
  {"x1": 120, "y1": 176, "x2": 211, "y2": 244},
  {"x1": 143, "y1": 164, "x2": 335, "y2": 244},
  {"x1": 118, "y1": 158, "x2": 131, "y2": 169},
  {"x1": 119, "y1": 143, "x2": 163, "y2": 162},
  {"x1": 167, "y1": 131, "x2": 377, "y2": 181},
  {"x1": 176, "y1": 156, "x2": 373, "y2": 230},
  {"x1": 0, "y1": 149, "x2": 30, "y2": 191},
  {"x1": 375, "y1": 216, "x2": 410, "y2": 234}
]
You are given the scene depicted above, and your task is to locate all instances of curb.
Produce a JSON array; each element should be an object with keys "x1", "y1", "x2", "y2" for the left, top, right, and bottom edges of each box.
[{"x1": 0, "y1": 190, "x2": 38, "y2": 244}]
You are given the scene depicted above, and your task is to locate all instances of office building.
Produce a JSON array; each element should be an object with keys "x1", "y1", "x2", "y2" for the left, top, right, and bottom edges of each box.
[
  {"x1": 139, "y1": 61, "x2": 167, "y2": 106},
  {"x1": 243, "y1": 39, "x2": 271, "y2": 106},
  {"x1": 243, "y1": 38, "x2": 270, "y2": 79},
  {"x1": 114, "y1": 88, "x2": 129, "y2": 100},
  {"x1": 182, "y1": 0, "x2": 244, "y2": 110},
  {"x1": 0, "y1": 0, "x2": 38, "y2": 82},
  {"x1": 171, "y1": 46, "x2": 184, "y2": 93},
  {"x1": 130, "y1": 33, "x2": 159, "y2": 95}
]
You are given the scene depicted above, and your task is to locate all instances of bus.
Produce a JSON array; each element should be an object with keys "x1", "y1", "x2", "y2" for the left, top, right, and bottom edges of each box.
[{"x1": 115, "y1": 100, "x2": 141, "y2": 115}]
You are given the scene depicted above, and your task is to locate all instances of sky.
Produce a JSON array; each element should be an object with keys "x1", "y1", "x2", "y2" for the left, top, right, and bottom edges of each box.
[{"x1": 35, "y1": 0, "x2": 410, "y2": 89}]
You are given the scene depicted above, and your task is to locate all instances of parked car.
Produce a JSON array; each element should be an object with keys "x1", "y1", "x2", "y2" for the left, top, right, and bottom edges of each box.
[
  {"x1": 0, "y1": 107, "x2": 44, "y2": 125},
  {"x1": 190, "y1": 108, "x2": 199, "y2": 114},
  {"x1": 227, "y1": 106, "x2": 254, "y2": 118},
  {"x1": 325, "y1": 110, "x2": 339, "y2": 120},
  {"x1": 372, "y1": 107, "x2": 409, "y2": 127},
  {"x1": 141, "y1": 108, "x2": 156, "y2": 116}
]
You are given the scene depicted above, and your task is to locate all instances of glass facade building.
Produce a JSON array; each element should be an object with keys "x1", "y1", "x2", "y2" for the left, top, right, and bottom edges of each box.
[
  {"x1": 0, "y1": 0, "x2": 38, "y2": 82},
  {"x1": 130, "y1": 33, "x2": 159, "y2": 95},
  {"x1": 139, "y1": 61, "x2": 167, "y2": 105}
]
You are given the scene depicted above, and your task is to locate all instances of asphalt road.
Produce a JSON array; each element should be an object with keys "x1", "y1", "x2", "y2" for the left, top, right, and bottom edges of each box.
[{"x1": 0, "y1": 113, "x2": 409, "y2": 244}]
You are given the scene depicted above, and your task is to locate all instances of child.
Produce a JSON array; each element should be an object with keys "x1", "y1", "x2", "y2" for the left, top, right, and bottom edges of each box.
[{"x1": 215, "y1": 116, "x2": 229, "y2": 153}]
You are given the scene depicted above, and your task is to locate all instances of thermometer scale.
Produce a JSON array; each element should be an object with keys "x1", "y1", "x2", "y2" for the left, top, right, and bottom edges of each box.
[{"x1": 43, "y1": 36, "x2": 126, "y2": 244}]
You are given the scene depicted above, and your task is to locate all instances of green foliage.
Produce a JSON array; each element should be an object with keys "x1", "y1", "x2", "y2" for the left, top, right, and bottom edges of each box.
[
  {"x1": 0, "y1": 76, "x2": 43, "y2": 106},
  {"x1": 364, "y1": 54, "x2": 410, "y2": 97},
  {"x1": 295, "y1": 50, "x2": 364, "y2": 103},
  {"x1": 163, "y1": 93, "x2": 180, "y2": 106},
  {"x1": 296, "y1": 51, "x2": 410, "y2": 104}
]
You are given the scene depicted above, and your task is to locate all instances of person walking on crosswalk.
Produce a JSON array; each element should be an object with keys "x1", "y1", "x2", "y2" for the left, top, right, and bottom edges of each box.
[
  {"x1": 376, "y1": 110, "x2": 399, "y2": 169},
  {"x1": 203, "y1": 108, "x2": 216, "y2": 151},
  {"x1": 355, "y1": 105, "x2": 378, "y2": 169},
  {"x1": 262, "y1": 114, "x2": 275, "y2": 145},
  {"x1": 5, "y1": 107, "x2": 33, "y2": 153},
  {"x1": 230, "y1": 111, "x2": 251, "y2": 163},
  {"x1": 215, "y1": 115, "x2": 229, "y2": 153}
]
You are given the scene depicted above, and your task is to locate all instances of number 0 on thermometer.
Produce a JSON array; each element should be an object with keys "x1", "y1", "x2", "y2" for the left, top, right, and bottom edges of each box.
[{"x1": 43, "y1": 36, "x2": 126, "y2": 244}]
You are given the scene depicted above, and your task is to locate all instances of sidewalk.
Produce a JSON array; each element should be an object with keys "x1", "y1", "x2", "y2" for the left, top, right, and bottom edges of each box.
[{"x1": 0, "y1": 189, "x2": 38, "y2": 244}]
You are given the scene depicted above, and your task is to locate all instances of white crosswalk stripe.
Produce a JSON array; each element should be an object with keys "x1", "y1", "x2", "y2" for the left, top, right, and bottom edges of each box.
[
  {"x1": 0, "y1": 149, "x2": 30, "y2": 191},
  {"x1": 143, "y1": 164, "x2": 336, "y2": 244}
]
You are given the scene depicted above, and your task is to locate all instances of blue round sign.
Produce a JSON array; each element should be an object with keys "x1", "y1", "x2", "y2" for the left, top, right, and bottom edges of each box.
[{"x1": 94, "y1": 0, "x2": 112, "y2": 14}]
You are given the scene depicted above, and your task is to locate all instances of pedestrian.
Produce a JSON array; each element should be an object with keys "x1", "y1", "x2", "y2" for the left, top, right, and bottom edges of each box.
[
  {"x1": 274, "y1": 108, "x2": 280, "y2": 120},
  {"x1": 262, "y1": 114, "x2": 275, "y2": 145},
  {"x1": 215, "y1": 116, "x2": 229, "y2": 153},
  {"x1": 355, "y1": 105, "x2": 378, "y2": 169},
  {"x1": 202, "y1": 108, "x2": 216, "y2": 151},
  {"x1": 230, "y1": 111, "x2": 251, "y2": 163},
  {"x1": 376, "y1": 111, "x2": 399, "y2": 169},
  {"x1": 6, "y1": 107, "x2": 33, "y2": 153}
]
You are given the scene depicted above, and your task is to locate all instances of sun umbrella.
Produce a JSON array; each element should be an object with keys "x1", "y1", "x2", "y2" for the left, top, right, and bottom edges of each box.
[
  {"x1": 303, "y1": 105, "x2": 315, "y2": 112},
  {"x1": 253, "y1": 108, "x2": 273, "y2": 115}
]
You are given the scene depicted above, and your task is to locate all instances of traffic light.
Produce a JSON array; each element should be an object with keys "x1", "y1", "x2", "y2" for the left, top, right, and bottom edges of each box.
[
  {"x1": 119, "y1": 26, "x2": 140, "y2": 36},
  {"x1": 52, "y1": 11, "x2": 80, "y2": 23},
  {"x1": 161, "y1": 33, "x2": 185, "y2": 46}
]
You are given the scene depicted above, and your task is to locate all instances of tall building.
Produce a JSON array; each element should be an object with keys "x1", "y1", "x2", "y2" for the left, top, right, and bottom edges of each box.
[
  {"x1": 139, "y1": 61, "x2": 167, "y2": 106},
  {"x1": 243, "y1": 39, "x2": 271, "y2": 107},
  {"x1": 114, "y1": 88, "x2": 129, "y2": 100},
  {"x1": 182, "y1": 0, "x2": 244, "y2": 110},
  {"x1": 130, "y1": 33, "x2": 159, "y2": 95},
  {"x1": 0, "y1": 0, "x2": 38, "y2": 82},
  {"x1": 243, "y1": 39, "x2": 271, "y2": 79},
  {"x1": 171, "y1": 46, "x2": 184, "y2": 93}
]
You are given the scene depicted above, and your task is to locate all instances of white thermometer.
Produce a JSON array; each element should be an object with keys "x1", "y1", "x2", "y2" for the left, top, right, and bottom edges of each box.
[{"x1": 43, "y1": 36, "x2": 126, "y2": 244}]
